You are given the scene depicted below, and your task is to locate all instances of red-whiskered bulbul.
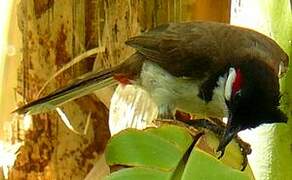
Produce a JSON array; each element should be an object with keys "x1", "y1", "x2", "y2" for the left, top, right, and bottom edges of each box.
[{"x1": 14, "y1": 21, "x2": 289, "y2": 155}]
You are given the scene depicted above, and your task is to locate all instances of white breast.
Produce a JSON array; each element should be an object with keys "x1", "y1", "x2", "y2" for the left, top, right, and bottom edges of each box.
[{"x1": 139, "y1": 61, "x2": 228, "y2": 118}]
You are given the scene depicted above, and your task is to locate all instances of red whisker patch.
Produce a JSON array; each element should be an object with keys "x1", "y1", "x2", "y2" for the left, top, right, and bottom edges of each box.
[
  {"x1": 114, "y1": 74, "x2": 133, "y2": 85},
  {"x1": 232, "y1": 69, "x2": 243, "y2": 95}
]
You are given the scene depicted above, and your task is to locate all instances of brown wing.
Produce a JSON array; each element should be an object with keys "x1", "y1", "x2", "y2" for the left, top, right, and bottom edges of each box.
[{"x1": 126, "y1": 21, "x2": 289, "y2": 79}]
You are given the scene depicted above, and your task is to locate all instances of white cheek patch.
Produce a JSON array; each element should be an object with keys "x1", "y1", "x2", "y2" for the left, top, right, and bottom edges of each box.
[{"x1": 224, "y1": 67, "x2": 237, "y2": 101}]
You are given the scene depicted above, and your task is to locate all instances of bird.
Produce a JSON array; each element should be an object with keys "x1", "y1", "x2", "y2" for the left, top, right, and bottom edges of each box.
[{"x1": 13, "y1": 21, "x2": 289, "y2": 156}]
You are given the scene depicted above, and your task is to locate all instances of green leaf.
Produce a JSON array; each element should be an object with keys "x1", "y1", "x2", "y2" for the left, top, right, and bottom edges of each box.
[
  {"x1": 105, "y1": 125, "x2": 255, "y2": 179},
  {"x1": 105, "y1": 126, "x2": 192, "y2": 171},
  {"x1": 104, "y1": 167, "x2": 171, "y2": 180},
  {"x1": 145, "y1": 125, "x2": 193, "y2": 153},
  {"x1": 181, "y1": 149, "x2": 250, "y2": 180},
  {"x1": 195, "y1": 130, "x2": 244, "y2": 170}
]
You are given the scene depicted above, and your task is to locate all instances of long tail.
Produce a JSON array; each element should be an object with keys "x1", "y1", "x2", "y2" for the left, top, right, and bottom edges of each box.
[{"x1": 13, "y1": 53, "x2": 144, "y2": 115}]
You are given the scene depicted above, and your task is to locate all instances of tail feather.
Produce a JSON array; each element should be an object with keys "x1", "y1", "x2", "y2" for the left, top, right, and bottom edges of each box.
[
  {"x1": 13, "y1": 68, "x2": 118, "y2": 115},
  {"x1": 13, "y1": 52, "x2": 144, "y2": 115}
]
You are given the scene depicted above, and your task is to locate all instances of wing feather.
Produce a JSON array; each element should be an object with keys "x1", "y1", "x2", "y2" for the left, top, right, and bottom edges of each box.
[{"x1": 126, "y1": 22, "x2": 289, "y2": 77}]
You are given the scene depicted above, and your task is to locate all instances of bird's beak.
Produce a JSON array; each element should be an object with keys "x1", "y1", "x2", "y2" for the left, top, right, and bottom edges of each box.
[{"x1": 216, "y1": 116, "x2": 241, "y2": 158}]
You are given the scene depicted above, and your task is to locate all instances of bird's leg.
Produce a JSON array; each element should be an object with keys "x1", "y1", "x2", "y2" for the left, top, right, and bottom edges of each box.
[
  {"x1": 185, "y1": 118, "x2": 251, "y2": 171},
  {"x1": 208, "y1": 118, "x2": 252, "y2": 158},
  {"x1": 234, "y1": 136, "x2": 251, "y2": 171},
  {"x1": 155, "y1": 107, "x2": 250, "y2": 170}
]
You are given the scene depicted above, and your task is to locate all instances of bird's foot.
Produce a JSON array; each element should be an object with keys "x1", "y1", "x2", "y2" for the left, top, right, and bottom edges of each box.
[
  {"x1": 154, "y1": 116, "x2": 250, "y2": 170},
  {"x1": 208, "y1": 117, "x2": 251, "y2": 170},
  {"x1": 183, "y1": 118, "x2": 251, "y2": 171},
  {"x1": 234, "y1": 136, "x2": 251, "y2": 171},
  {"x1": 216, "y1": 134, "x2": 251, "y2": 171}
]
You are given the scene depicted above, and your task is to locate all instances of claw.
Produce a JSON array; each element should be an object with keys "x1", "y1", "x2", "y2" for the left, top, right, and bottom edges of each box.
[
  {"x1": 183, "y1": 117, "x2": 251, "y2": 171},
  {"x1": 216, "y1": 148, "x2": 225, "y2": 159}
]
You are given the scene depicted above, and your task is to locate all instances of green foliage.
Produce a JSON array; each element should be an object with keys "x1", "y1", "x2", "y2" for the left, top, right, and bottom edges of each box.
[
  {"x1": 104, "y1": 125, "x2": 254, "y2": 180},
  {"x1": 181, "y1": 149, "x2": 248, "y2": 180},
  {"x1": 261, "y1": 0, "x2": 292, "y2": 179}
]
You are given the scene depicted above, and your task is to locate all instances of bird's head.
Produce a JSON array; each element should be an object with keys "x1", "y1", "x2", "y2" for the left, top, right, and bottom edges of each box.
[{"x1": 217, "y1": 60, "x2": 288, "y2": 154}]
